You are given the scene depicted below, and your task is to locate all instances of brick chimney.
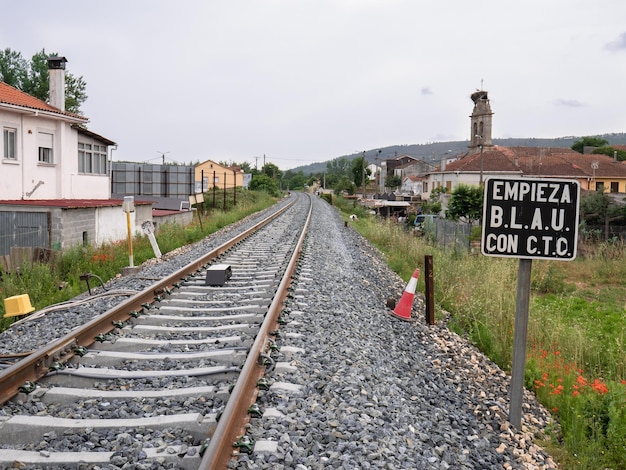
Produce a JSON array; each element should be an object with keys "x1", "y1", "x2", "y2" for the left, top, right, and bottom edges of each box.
[{"x1": 47, "y1": 56, "x2": 67, "y2": 111}]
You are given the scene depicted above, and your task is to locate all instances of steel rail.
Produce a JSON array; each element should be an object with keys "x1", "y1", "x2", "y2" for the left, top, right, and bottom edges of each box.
[
  {"x1": 199, "y1": 194, "x2": 312, "y2": 469},
  {"x1": 0, "y1": 198, "x2": 296, "y2": 405}
]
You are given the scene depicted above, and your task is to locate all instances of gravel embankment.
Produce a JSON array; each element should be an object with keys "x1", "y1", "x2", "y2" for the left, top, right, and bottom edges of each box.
[{"x1": 236, "y1": 194, "x2": 558, "y2": 470}]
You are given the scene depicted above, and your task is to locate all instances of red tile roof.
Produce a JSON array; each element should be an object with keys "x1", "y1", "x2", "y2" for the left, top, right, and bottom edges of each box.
[
  {"x1": 443, "y1": 146, "x2": 626, "y2": 178},
  {"x1": 0, "y1": 81, "x2": 87, "y2": 121},
  {"x1": 0, "y1": 199, "x2": 152, "y2": 208},
  {"x1": 403, "y1": 175, "x2": 422, "y2": 182}
]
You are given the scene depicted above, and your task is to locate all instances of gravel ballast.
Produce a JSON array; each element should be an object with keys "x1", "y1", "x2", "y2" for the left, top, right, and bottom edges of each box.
[
  {"x1": 236, "y1": 194, "x2": 558, "y2": 470},
  {"x1": 0, "y1": 193, "x2": 558, "y2": 469}
]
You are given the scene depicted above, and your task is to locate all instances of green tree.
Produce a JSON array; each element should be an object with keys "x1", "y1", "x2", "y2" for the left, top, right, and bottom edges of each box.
[
  {"x1": 592, "y1": 146, "x2": 626, "y2": 162},
  {"x1": 421, "y1": 186, "x2": 446, "y2": 214},
  {"x1": 261, "y1": 162, "x2": 282, "y2": 181},
  {"x1": 282, "y1": 170, "x2": 307, "y2": 191},
  {"x1": 23, "y1": 50, "x2": 49, "y2": 101},
  {"x1": 0, "y1": 48, "x2": 28, "y2": 89},
  {"x1": 325, "y1": 157, "x2": 351, "y2": 188},
  {"x1": 580, "y1": 190, "x2": 624, "y2": 240},
  {"x1": 333, "y1": 176, "x2": 356, "y2": 195},
  {"x1": 0, "y1": 48, "x2": 87, "y2": 114},
  {"x1": 351, "y1": 155, "x2": 371, "y2": 189},
  {"x1": 249, "y1": 174, "x2": 279, "y2": 196},
  {"x1": 63, "y1": 73, "x2": 87, "y2": 115},
  {"x1": 386, "y1": 174, "x2": 402, "y2": 190},
  {"x1": 238, "y1": 161, "x2": 254, "y2": 174},
  {"x1": 446, "y1": 184, "x2": 483, "y2": 225},
  {"x1": 571, "y1": 137, "x2": 609, "y2": 154}
]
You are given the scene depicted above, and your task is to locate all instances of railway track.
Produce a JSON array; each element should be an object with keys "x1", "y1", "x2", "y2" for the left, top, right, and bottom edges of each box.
[{"x1": 0, "y1": 192, "x2": 312, "y2": 469}]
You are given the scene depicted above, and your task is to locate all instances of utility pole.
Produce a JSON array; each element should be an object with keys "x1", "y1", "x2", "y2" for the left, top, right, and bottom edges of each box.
[
  {"x1": 157, "y1": 151, "x2": 170, "y2": 165},
  {"x1": 475, "y1": 135, "x2": 484, "y2": 185},
  {"x1": 361, "y1": 151, "x2": 366, "y2": 198},
  {"x1": 375, "y1": 149, "x2": 381, "y2": 198}
]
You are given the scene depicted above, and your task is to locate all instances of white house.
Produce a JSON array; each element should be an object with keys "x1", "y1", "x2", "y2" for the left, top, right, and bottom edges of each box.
[
  {"x1": 399, "y1": 175, "x2": 423, "y2": 195},
  {"x1": 0, "y1": 56, "x2": 155, "y2": 262},
  {"x1": 0, "y1": 57, "x2": 112, "y2": 200}
]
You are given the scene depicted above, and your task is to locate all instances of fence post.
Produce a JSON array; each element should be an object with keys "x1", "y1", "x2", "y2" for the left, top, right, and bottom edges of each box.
[{"x1": 425, "y1": 255, "x2": 435, "y2": 325}]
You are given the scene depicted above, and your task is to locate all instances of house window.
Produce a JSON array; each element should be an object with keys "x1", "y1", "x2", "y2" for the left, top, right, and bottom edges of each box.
[
  {"x1": 423, "y1": 182, "x2": 428, "y2": 192},
  {"x1": 3, "y1": 127, "x2": 17, "y2": 160},
  {"x1": 38, "y1": 132, "x2": 54, "y2": 163},
  {"x1": 78, "y1": 142, "x2": 108, "y2": 175},
  {"x1": 610, "y1": 182, "x2": 619, "y2": 193}
]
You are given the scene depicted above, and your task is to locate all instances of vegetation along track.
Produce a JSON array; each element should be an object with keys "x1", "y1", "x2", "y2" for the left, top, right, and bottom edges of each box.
[{"x1": 0, "y1": 192, "x2": 311, "y2": 469}]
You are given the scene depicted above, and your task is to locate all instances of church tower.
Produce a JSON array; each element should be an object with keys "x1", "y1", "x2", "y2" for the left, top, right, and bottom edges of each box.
[{"x1": 469, "y1": 90, "x2": 493, "y2": 149}]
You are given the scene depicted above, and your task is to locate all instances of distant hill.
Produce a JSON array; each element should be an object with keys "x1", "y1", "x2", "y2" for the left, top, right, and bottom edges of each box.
[{"x1": 290, "y1": 133, "x2": 626, "y2": 175}]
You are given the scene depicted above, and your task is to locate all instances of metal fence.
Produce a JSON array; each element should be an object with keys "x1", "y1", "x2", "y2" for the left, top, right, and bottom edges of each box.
[
  {"x1": 110, "y1": 163, "x2": 194, "y2": 199},
  {"x1": 426, "y1": 218, "x2": 472, "y2": 251},
  {"x1": 0, "y1": 211, "x2": 49, "y2": 257}
]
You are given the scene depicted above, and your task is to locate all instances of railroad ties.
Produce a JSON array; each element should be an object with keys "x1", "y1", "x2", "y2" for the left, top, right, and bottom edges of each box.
[{"x1": 0, "y1": 194, "x2": 311, "y2": 469}]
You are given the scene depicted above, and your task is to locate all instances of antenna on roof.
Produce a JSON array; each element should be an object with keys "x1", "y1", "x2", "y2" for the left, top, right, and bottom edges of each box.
[
  {"x1": 480, "y1": 78, "x2": 484, "y2": 90},
  {"x1": 157, "y1": 151, "x2": 170, "y2": 164}
]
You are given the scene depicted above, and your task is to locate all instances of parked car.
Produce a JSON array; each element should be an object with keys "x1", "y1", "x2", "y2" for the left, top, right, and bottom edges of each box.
[{"x1": 414, "y1": 214, "x2": 436, "y2": 232}]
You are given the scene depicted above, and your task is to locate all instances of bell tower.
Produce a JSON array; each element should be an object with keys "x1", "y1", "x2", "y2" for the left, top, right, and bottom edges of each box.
[{"x1": 469, "y1": 90, "x2": 493, "y2": 149}]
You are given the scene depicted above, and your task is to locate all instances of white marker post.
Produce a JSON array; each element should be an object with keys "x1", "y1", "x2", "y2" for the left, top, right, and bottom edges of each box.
[
  {"x1": 481, "y1": 177, "x2": 580, "y2": 429},
  {"x1": 142, "y1": 220, "x2": 162, "y2": 260}
]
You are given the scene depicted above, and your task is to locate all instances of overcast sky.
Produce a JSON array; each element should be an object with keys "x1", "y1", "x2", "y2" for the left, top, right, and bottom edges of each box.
[{"x1": 3, "y1": 1, "x2": 626, "y2": 170}]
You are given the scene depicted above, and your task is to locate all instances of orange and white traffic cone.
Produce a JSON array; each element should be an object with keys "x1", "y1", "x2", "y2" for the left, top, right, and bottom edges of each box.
[{"x1": 390, "y1": 269, "x2": 420, "y2": 321}]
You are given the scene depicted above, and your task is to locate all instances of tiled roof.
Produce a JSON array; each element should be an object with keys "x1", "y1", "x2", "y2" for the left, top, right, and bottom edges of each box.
[
  {"x1": 443, "y1": 146, "x2": 626, "y2": 178},
  {"x1": 0, "y1": 81, "x2": 87, "y2": 121},
  {"x1": 403, "y1": 175, "x2": 422, "y2": 182},
  {"x1": 0, "y1": 199, "x2": 152, "y2": 208},
  {"x1": 73, "y1": 125, "x2": 116, "y2": 145},
  {"x1": 153, "y1": 208, "x2": 189, "y2": 217},
  {"x1": 389, "y1": 154, "x2": 419, "y2": 162}
]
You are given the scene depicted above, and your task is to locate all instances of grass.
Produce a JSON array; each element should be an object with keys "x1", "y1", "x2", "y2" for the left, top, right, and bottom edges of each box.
[
  {"x1": 331, "y1": 195, "x2": 626, "y2": 469},
  {"x1": 0, "y1": 190, "x2": 277, "y2": 331}
]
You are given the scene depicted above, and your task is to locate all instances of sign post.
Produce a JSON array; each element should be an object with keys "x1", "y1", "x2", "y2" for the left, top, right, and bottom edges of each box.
[{"x1": 481, "y1": 177, "x2": 580, "y2": 429}]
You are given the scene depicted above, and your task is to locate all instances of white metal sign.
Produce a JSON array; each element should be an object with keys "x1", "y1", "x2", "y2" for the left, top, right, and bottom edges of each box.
[{"x1": 481, "y1": 177, "x2": 580, "y2": 260}]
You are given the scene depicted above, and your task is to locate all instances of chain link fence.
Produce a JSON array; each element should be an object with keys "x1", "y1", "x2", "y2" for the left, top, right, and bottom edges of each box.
[{"x1": 422, "y1": 218, "x2": 473, "y2": 251}]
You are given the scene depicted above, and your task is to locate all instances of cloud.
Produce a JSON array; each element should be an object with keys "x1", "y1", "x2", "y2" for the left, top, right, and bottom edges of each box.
[
  {"x1": 553, "y1": 98, "x2": 585, "y2": 108},
  {"x1": 606, "y1": 32, "x2": 626, "y2": 51}
]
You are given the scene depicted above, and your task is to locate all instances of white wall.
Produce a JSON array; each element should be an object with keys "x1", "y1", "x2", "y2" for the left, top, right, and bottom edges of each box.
[
  {"x1": 94, "y1": 205, "x2": 152, "y2": 245},
  {"x1": 400, "y1": 179, "x2": 422, "y2": 194},
  {"x1": 0, "y1": 109, "x2": 22, "y2": 199},
  {"x1": 0, "y1": 110, "x2": 110, "y2": 200}
]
